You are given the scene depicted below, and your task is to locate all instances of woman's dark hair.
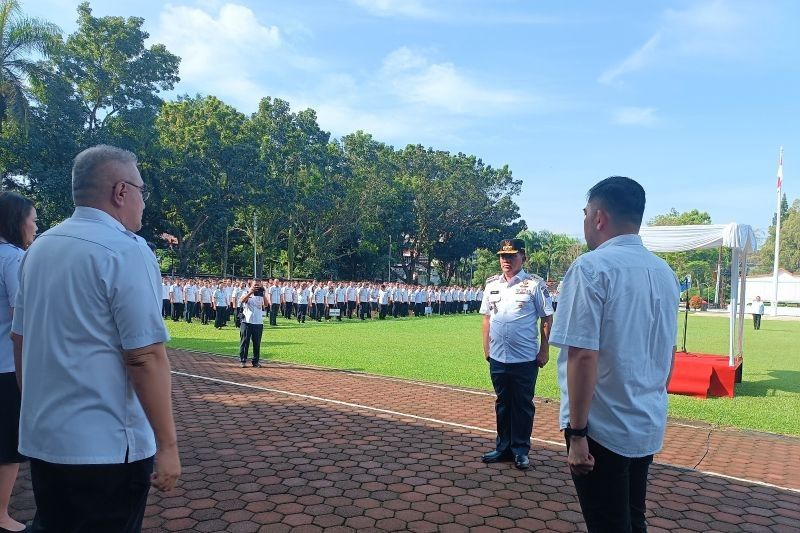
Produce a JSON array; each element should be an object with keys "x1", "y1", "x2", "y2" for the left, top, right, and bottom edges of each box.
[{"x1": 0, "y1": 191, "x2": 35, "y2": 249}]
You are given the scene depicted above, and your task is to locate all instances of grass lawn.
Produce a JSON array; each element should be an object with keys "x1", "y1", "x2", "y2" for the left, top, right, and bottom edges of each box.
[{"x1": 166, "y1": 312, "x2": 800, "y2": 437}]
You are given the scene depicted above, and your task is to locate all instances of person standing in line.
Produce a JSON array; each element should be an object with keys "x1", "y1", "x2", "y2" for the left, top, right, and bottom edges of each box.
[
  {"x1": 212, "y1": 284, "x2": 228, "y2": 329},
  {"x1": 550, "y1": 176, "x2": 679, "y2": 533},
  {"x1": 313, "y1": 282, "x2": 326, "y2": 322},
  {"x1": 161, "y1": 277, "x2": 171, "y2": 319},
  {"x1": 358, "y1": 282, "x2": 371, "y2": 320},
  {"x1": 752, "y1": 296, "x2": 765, "y2": 330},
  {"x1": 335, "y1": 283, "x2": 346, "y2": 321},
  {"x1": 239, "y1": 281, "x2": 266, "y2": 368},
  {"x1": 346, "y1": 282, "x2": 357, "y2": 319},
  {"x1": 11, "y1": 145, "x2": 180, "y2": 532},
  {"x1": 268, "y1": 279, "x2": 281, "y2": 327},
  {"x1": 378, "y1": 284, "x2": 390, "y2": 319},
  {"x1": 283, "y1": 282, "x2": 295, "y2": 320},
  {"x1": 184, "y1": 281, "x2": 197, "y2": 323},
  {"x1": 325, "y1": 283, "x2": 336, "y2": 320},
  {"x1": 169, "y1": 281, "x2": 184, "y2": 322},
  {"x1": 480, "y1": 238, "x2": 553, "y2": 471},
  {"x1": 199, "y1": 281, "x2": 213, "y2": 325},
  {"x1": 0, "y1": 191, "x2": 37, "y2": 533},
  {"x1": 297, "y1": 282, "x2": 310, "y2": 323}
]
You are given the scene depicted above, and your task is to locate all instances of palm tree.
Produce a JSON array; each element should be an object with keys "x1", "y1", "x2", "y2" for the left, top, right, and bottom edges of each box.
[{"x1": 0, "y1": 0, "x2": 60, "y2": 131}]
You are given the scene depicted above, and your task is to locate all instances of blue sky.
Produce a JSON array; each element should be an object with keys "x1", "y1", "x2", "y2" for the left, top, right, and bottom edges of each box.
[{"x1": 28, "y1": 0, "x2": 800, "y2": 241}]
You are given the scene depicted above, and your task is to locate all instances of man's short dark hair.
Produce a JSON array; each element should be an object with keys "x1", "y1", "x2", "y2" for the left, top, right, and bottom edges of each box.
[{"x1": 587, "y1": 176, "x2": 646, "y2": 227}]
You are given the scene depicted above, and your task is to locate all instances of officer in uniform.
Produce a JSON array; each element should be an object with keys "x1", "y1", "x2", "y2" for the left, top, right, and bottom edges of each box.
[{"x1": 480, "y1": 238, "x2": 554, "y2": 470}]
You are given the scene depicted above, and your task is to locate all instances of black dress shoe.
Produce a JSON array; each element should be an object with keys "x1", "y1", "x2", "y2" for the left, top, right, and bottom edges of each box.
[
  {"x1": 481, "y1": 450, "x2": 513, "y2": 463},
  {"x1": 514, "y1": 454, "x2": 530, "y2": 470}
]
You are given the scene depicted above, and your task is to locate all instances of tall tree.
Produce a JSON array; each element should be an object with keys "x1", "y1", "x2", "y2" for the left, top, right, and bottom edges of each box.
[
  {"x1": 756, "y1": 197, "x2": 800, "y2": 274},
  {"x1": 0, "y1": 0, "x2": 60, "y2": 131}
]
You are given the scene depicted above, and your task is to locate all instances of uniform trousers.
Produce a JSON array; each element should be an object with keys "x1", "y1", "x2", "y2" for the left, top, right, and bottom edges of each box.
[
  {"x1": 171, "y1": 302, "x2": 184, "y2": 322},
  {"x1": 337, "y1": 302, "x2": 346, "y2": 320},
  {"x1": 184, "y1": 301, "x2": 196, "y2": 322},
  {"x1": 489, "y1": 358, "x2": 539, "y2": 457},
  {"x1": 565, "y1": 436, "x2": 652, "y2": 533},
  {"x1": 347, "y1": 301, "x2": 356, "y2": 318},
  {"x1": 359, "y1": 302, "x2": 370, "y2": 320},
  {"x1": 161, "y1": 299, "x2": 170, "y2": 318},
  {"x1": 379, "y1": 304, "x2": 388, "y2": 319},
  {"x1": 201, "y1": 302, "x2": 212, "y2": 324},
  {"x1": 283, "y1": 302, "x2": 294, "y2": 319},
  {"x1": 239, "y1": 322, "x2": 263, "y2": 365},
  {"x1": 753, "y1": 313, "x2": 762, "y2": 330},
  {"x1": 315, "y1": 303, "x2": 325, "y2": 321},
  {"x1": 29, "y1": 456, "x2": 153, "y2": 533},
  {"x1": 214, "y1": 306, "x2": 226, "y2": 328},
  {"x1": 269, "y1": 304, "x2": 280, "y2": 326},
  {"x1": 297, "y1": 303, "x2": 307, "y2": 323}
]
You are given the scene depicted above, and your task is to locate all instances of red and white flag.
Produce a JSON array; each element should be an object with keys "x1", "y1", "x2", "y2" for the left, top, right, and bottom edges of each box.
[{"x1": 777, "y1": 149, "x2": 784, "y2": 191}]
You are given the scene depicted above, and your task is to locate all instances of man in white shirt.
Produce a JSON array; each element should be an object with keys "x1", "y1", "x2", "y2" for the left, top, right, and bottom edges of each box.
[
  {"x1": 346, "y1": 283, "x2": 357, "y2": 319},
  {"x1": 239, "y1": 281, "x2": 266, "y2": 367},
  {"x1": 752, "y1": 295, "x2": 765, "y2": 330},
  {"x1": 297, "y1": 283, "x2": 310, "y2": 323},
  {"x1": 11, "y1": 145, "x2": 179, "y2": 531},
  {"x1": 550, "y1": 176, "x2": 679, "y2": 532},
  {"x1": 199, "y1": 281, "x2": 213, "y2": 325},
  {"x1": 169, "y1": 282, "x2": 184, "y2": 322},
  {"x1": 268, "y1": 279, "x2": 282, "y2": 327},
  {"x1": 184, "y1": 282, "x2": 197, "y2": 323}
]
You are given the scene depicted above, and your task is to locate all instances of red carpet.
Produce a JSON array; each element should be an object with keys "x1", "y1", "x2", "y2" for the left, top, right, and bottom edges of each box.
[{"x1": 667, "y1": 352, "x2": 743, "y2": 398}]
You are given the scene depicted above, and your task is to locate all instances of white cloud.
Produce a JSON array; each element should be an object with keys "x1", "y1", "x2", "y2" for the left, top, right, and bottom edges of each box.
[
  {"x1": 379, "y1": 47, "x2": 527, "y2": 115},
  {"x1": 613, "y1": 107, "x2": 658, "y2": 126},
  {"x1": 151, "y1": 3, "x2": 320, "y2": 111},
  {"x1": 599, "y1": 0, "x2": 757, "y2": 84},
  {"x1": 349, "y1": 0, "x2": 435, "y2": 18}
]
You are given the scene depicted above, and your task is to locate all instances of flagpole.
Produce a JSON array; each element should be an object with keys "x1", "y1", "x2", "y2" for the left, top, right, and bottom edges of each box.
[{"x1": 771, "y1": 146, "x2": 783, "y2": 316}]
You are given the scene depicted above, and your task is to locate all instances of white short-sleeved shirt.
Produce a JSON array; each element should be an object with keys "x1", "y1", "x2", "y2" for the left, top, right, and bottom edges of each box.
[
  {"x1": 298, "y1": 288, "x2": 310, "y2": 304},
  {"x1": 241, "y1": 295, "x2": 264, "y2": 324},
  {"x1": 200, "y1": 287, "x2": 212, "y2": 303},
  {"x1": 550, "y1": 234, "x2": 679, "y2": 458},
  {"x1": 283, "y1": 286, "x2": 295, "y2": 302},
  {"x1": 170, "y1": 284, "x2": 184, "y2": 303},
  {"x1": 213, "y1": 288, "x2": 227, "y2": 306},
  {"x1": 479, "y1": 271, "x2": 554, "y2": 363},
  {"x1": 11, "y1": 207, "x2": 169, "y2": 464},
  {"x1": 161, "y1": 282, "x2": 169, "y2": 299},
  {"x1": 0, "y1": 242, "x2": 24, "y2": 373},
  {"x1": 185, "y1": 285, "x2": 197, "y2": 301},
  {"x1": 269, "y1": 285, "x2": 281, "y2": 304}
]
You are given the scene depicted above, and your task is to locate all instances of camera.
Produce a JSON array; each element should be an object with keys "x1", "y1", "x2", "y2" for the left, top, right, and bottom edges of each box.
[{"x1": 253, "y1": 286, "x2": 265, "y2": 297}]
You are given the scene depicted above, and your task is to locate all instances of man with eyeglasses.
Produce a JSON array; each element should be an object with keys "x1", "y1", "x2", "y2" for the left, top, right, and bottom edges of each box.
[
  {"x1": 11, "y1": 144, "x2": 180, "y2": 531},
  {"x1": 479, "y1": 238, "x2": 554, "y2": 471}
]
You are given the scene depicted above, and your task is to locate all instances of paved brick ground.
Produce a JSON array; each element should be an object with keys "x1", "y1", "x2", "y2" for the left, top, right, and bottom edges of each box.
[{"x1": 10, "y1": 349, "x2": 800, "y2": 532}]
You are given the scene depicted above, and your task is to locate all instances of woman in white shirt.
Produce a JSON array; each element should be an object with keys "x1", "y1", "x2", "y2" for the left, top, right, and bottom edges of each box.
[{"x1": 0, "y1": 191, "x2": 37, "y2": 533}]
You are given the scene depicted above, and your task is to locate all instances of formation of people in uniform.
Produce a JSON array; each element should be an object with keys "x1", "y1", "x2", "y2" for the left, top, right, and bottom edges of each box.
[{"x1": 161, "y1": 277, "x2": 489, "y2": 327}]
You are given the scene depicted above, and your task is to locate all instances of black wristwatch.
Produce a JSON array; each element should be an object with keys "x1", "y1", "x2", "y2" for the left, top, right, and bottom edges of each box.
[{"x1": 564, "y1": 423, "x2": 589, "y2": 438}]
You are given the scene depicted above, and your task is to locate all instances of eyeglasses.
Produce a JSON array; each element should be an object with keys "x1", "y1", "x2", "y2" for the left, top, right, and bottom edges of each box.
[{"x1": 123, "y1": 181, "x2": 151, "y2": 201}]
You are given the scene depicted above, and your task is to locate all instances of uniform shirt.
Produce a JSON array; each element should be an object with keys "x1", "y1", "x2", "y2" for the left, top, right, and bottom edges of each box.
[
  {"x1": 171, "y1": 284, "x2": 184, "y2": 303},
  {"x1": 314, "y1": 287, "x2": 327, "y2": 304},
  {"x1": 161, "y1": 282, "x2": 169, "y2": 300},
  {"x1": 336, "y1": 287, "x2": 346, "y2": 303},
  {"x1": 199, "y1": 286, "x2": 212, "y2": 303},
  {"x1": 414, "y1": 290, "x2": 426, "y2": 304},
  {"x1": 358, "y1": 287, "x2": 370, "y2": 301},
  {"x1": 185, "y1": 284, "x2": 197, "y2": 302},
  {"x1": 754, "y1": 301, "x2": 765, "y2": 315},
  {"x1": 223, "y1": 285, "x2": 233, "y2": 303},
  {"x1": 241, "y1": 295, "x2": 265, "y2": 324},
  {"x1": 326, "y1": 288, "x2": 336, "y2": 304},
  {"x1": 269, "y1": 285, "x2": 282, "y2": 305},
  {"x1": 283, "y1": 286, "x2": 295, "y2": 303},
  {"x1": 550, "y1": 234, "x2": 679, "y2": 458},
  {"x1": 213, "y1": 288, "x2": 227, "y2": 306},
  {"x1": 479, "y1": 270, "x2": 554, "y2": 364},
  {"x1": 346, "y1": 286, "x2": 357, "y2": 301},
  {"x1": 298, "y1": 288, "x2": 310, "y2": 304},
  {"x1": 379, "y1": 290, "x2": 390, "y2": 305},
  {"x1": 11, "y1": 207, "x2": 168, "y2": 464},
  {"x1": 476, "y1": 289, "x2": 484, "y2": 301},
  {"x1": 0, "y1": 241, "x2": 24, "y2": 373}
]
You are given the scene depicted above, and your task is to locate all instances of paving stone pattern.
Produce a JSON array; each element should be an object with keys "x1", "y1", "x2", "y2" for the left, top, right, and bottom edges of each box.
[{"x1": 9, "y1": 349, "x2": 800, "y2": 532}]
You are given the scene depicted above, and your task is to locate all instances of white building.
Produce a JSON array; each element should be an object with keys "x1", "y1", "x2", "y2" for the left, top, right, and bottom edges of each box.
[{"x1": 745, "y1": 269, "x2": 800, "y2": 304}]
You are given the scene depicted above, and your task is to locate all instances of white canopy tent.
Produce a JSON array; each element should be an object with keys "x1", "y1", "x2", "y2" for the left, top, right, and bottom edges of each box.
[{"x1": 639, "y1": 223, "x2": 757, "y2": 366}]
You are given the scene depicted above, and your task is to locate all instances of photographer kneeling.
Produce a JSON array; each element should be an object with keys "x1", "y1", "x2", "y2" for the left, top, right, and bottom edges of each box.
[{"x1": 239, "y1": 281, "x2": 266, "y2": 368}]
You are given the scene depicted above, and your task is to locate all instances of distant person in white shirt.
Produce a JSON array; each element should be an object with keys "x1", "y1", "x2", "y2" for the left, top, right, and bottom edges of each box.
[
  {"x1": 752, "y1": 295, "x2": 765, "y2": 330},
  {"x1": 239, "y1": 281, "x2": 266, "y2": 367},
  {"x1": 550, "y1": 176, "x2": 679, "y2": 532}
]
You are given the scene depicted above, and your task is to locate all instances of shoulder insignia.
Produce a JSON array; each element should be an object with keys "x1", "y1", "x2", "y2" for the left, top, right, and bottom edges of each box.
[
  {"x1": 529, "y1": 273, "x2": 544, "y2": 282},
  {"x1": 486, "y1": 274, "x2": 500, "y2": 283}
]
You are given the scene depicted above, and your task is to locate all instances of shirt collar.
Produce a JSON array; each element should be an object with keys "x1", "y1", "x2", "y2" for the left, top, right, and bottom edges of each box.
[
  {"x1": 502, "y1": 269, "x2": 530, "y2": 286},
  {"x1": 596, "y1": 233, "x2": 643, "y2": 250},
  {"x1": 72, "y1": 206, "x2": 138, "y2": 241}
]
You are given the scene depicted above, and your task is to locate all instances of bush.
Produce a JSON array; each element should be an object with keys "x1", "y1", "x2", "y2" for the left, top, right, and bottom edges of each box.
[{"x1": 689, "y1": 295, "x2": 704, "y2": 310}]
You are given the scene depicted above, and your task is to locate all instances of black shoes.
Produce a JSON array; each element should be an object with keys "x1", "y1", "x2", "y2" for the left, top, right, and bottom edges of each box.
[
  {"x1": 481, "y1": 450, "x2": 514, "y2": 463},
  {"x1": 481, "y1": 450, "x2": 530, "y2": 470},
  {"x1": 514, "y1": 455, "x2": 530, "y2": 470},
  {"x1": 252, "y1": 362, "x2": 263, "y2": 368}
]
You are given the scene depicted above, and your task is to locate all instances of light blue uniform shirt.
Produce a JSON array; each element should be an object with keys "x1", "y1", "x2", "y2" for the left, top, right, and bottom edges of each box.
[
  {"x1": 550, "y1": 234, "x2": 679, "y2": 457},
  {"x1": 479, "y1": 270, "x2": 554, "y2": 363},
  {"x1": 0, "y1": 242, "x2": 24, "y2": 373},
  {"x1": 11, "y1": 207, "x2": 169, "y2": 464}
]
